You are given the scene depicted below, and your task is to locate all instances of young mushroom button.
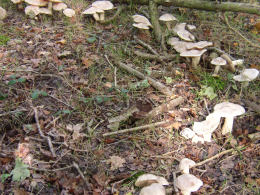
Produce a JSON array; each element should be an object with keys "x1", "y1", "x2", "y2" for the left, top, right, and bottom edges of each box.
[
  {"x1": 211, "y1": 57, "x2": 227, "y2": 76},
  {"x1": 0, "y1": 7, "x2": 7, "y2": 20},
  {"x1": 214, "y1": 102, "x2": 245, "y2": 135},
  {"x1": 132, "y1": 14, "x2": 152, "y2": 27},
  {"x1": 176, "y1": 174, "x2": 203, "y2": 195},
  {"x1": 179, "y1": 158, "x2": 196, "y2": 174},
  {"x1": 140, "y1": 183, "x2": 166, "y2": 195},
  {"x1": 135, "y1": 173, "x2": 169, "y2": 187},
  {"x1": 63, "y1": 8, "x2": 75, "y2": 17}
]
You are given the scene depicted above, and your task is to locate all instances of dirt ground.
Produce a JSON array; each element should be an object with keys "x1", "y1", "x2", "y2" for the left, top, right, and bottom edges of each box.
[{"x1": 0, "y1": 0, "x2": 259, "y2": 194}]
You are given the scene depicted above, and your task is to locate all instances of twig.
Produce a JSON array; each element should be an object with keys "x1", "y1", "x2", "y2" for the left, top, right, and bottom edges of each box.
[
  {"x1": 73, "y1": 161, "x2": 91, "y2": 190},
  {"x1": 133, "y1": 50, "x2": 175, "y2": 61},
  {"x1": 0, "y1": 109, "x2": 27, "y2": 117},
  {"x1": 30, "y1": 165, "x2": 73, "y2": 172},
  {"x1": 112, "y1": 59, "x2": 173, "y2": 96},
  {"x1": 33, "y1": 107, "x2": 56, "y2": 158},
  {"x1": 48, "y1": 94, "x2": 75, "y2": 110},
  {"x1": 134, "y1": 36, "x2": 159, "y2": 55},
  {"x1": 103, "y1": 120, "x2": 170, "y2": 137},
  {"x1": 223, "y1": 12, "x2": 260, "y2": 49}
]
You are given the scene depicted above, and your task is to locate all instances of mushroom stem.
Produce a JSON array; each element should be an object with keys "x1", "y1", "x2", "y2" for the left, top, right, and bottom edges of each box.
[
  {"x1": 213, "y1": 65, "x2": 220, "y2": 76},
  {"x1": 93, "y1": 13, "x2": 100, "y2": 21},
  {"x1": 99, "y1": 12, "x2": 105, "y2": 21},
  {"x1": 165, "y1": 22, "x2": 171, "y2": 30},
  {"x1": 181, "y1": 190, "x2": 191, "y2": 195},
  {"x1": 222, "y1": 116, "x2": 234, "y2": 135},
  {"x1": 48, "y1": 2, "x2": 52, "y2": 10},
  {"x1": 192, "y1": 56, "x2": 200, "y2": 68}
]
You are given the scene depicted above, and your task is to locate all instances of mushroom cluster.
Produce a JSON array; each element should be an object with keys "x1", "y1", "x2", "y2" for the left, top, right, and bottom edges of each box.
[
  {"x1": 180, "y1": 102, "x2": 245, "y2": 143},
  {"x1": 10, "y1": 0, "x2": 74, "y2": 18},
  {"x1": 167, "y1": 32, "x2": 212, "y2": 68},
  {"x1": 175, "y1": 158, "x2": 203, "y2": 195},
  {"x1": 82, "y1": 0, "x2": 114, "y2": 21},
  {"x1": 135, "y1": 173, "x2": 169, "y2": 195}
]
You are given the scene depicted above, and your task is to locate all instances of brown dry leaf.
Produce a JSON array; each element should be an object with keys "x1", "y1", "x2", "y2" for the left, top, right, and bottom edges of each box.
[
  {"x1": 56, "y1": 39, "x2": 67, "y2": 45},
  {"x1": 107, "y1": 156, "x2": 126, "y2": 170},
  {"x1": 93, "y1": 171, "x2": 107, "y2": 187},
  {"x1": 67, "y1": 124, "x2": 84, "y2": 140},
  {"x1": 13, "y1": 189, "x2": 28, "y2": 195},
  {"x1": 15, "y1": 143, "x2": 30, "y2": 159},
  {"x1": 81, "y1": 57, "x2": 93, "y2": 69}
]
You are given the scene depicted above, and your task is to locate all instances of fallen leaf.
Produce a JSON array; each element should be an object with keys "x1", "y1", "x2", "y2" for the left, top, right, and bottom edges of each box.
[
  {"x1": 107, "y1": 156, "x2": 126, "y2": 170},
  {"x1": 81, "y1": 57, "x2": 93, "y2": 69}
]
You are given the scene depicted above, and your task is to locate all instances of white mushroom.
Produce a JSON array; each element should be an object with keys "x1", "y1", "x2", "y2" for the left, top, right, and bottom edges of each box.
[
  {"x1": 82, "y1": 7, "x2": 103, "y2": 21},
  {"x1": 233, "y1": 68, "x2": 259, "y2": 83},
  {"x1": 192, "y1": 112, "x2": 221, "y2": 142},
  {"x1": 173, "y1": 23, "x2": 195, "y2": 42},
  {"x1": 25, "y1": 5, "x2": 40, "y2": 18},
  {"x1": 0, "y1": 6, "x2": 7, "y2": 20},
  {"x1": 180, "y1": 49, "x2": 207, "y2": 68},
  {"x1": 179, "y1": 158, "x2": 196, "y2": 174},
  {"x1": 24, "y1": 0, "x2": 48, "y2": 6},
  {"x1": 91, "y1": 0, "x2": 114, "y2": 21},
  {"x1": 191, "y1": 135, "x2": 205, "y2": 144},
  {"x1": 187, "y1": 24, "x2": 196, "y2": 31},
  {"x1": 53, "y1": 2, "x2": 68, "y2": 11},
  {"x1": 159, "y1": 13, "x2": 178, "y2": 30},
  {"x1": 140, "y1": 183, "x2": 166, "y2": 195},
  {"x1": 176, "y1": 174, "x2": 203, "y2": 195},
  {"x1": 214, "y1": 102, "x2": 245, "y2": 135},
  {"x1": 186, "y1": 41, "x2": 213, "y2": 50},
  {"x1": 39, "y1": 8, "x2": 52, "y2": 15},
  {"x1": 63, "y1": 8, "x2": 75, "y2": 17},
  {"x1": 132, "y1": 14, "x2": 152, "y2": 27},
  {"x1": 211, "y1": 57, "x2": 227, "y2": 76},
  {"x1": 135, "y1": 174, "x2": 169, "y2": 187}
]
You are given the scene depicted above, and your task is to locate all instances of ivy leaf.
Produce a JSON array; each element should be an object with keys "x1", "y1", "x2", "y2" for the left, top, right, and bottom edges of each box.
[
  {"x1": 10, "y1": 158, "x2": 30, "y2": 182},
  {"x1": 8, "y1": 80, "x2": 17, "y2": 85},
  {"x1": 199, "y1": 86, "x2": 217, "y2": 100},
  {"x1": 17, "y1": 78, "x2": 26, "y2": 83},
  {"x1": 87, "y1": 37, "x2": 96, "y2": 43},
  {"x1": 1, "y1": 173, "x2": 11, "y2": 183}
]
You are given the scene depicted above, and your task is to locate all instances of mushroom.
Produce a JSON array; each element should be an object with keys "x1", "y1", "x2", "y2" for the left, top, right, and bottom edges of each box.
[
  {"x1": 39, "y1": 7, "x2": 52, "y2": 15},
  {"x1": 180, "y1": 128, "x2": 195, "y2": 139},
  {"x1": 11, "y1": 0, "x2": 24, "y2": 9},
  {"x1": 214, "y1": 102, "x2": 245, "y2": 135},
  {"x1": 186, "y1": 41, "x2": 213, "y2": 50},
  {"x1": 187, "y1": 24, "x2": 196, "y2": 31},
  {"x1": 133, "y1": 23, "x2": 151, "y2": 36},
  {"x1": 159, "y1": 13, "x2": 178, "y2": 30},
  {"x1": 25, "y1": 5, "x2": 40, "y2": 18},
  {"x1": 132, "y1": 14, "x2": 152, "y2": 27},
  {"x1": 233, "y1": 68, "x2": 259, "y2": 84},
  {"x1": 180, "y1": 49, "x2": 207, "y2": 68},
  {"x1": 192, "y1": 112, "x2": 221, "y2": 142},
  {"x1": 135, "y1": 173, "x2": 169, "y2": 187},
  {"x1": 0, "y1": 6, "x2": 7, "y2": 20},
  {"x1": 91, "y1": 0, "x2": 114, "y2": 21},
  {"x1": 211, "y1": 57, "x2": 227, "y2": 76},
  {"x1": 191, "y1": 135, "x2": 205, "y2": 144},
  {"x1": 24, "y1": 0, "x2": 48, "y2": 7},
  {"x1": 52, "y1": 2, "x2": 67, "y2": 11},
  {"x1": 173, "y1": 23, "x2": 195, "y2": 42},
  {"x1": 82, "y1": 7, "x2": 103, "y2": 21},
  {"x1": 179, "y1": 158, "x2": 196, "y2": 174},
  {"x1": 140, "y1": 183, "x2": 166, "y2": 195},
  {"x1": 63, "y1": 8, "x2": 75, "y2": 17},
  {"x1": 47, "y1": 0, "x2": 62, "y2": 12},
  {"x1": 176, "y1": 174, "x2": 203, "y2": 195}
]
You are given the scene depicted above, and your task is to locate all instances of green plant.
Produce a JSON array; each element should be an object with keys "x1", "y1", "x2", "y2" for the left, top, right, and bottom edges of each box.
[
  {"x1": 0, "y1": 34, "x2": 10, "y2": 45},
  {"x1": 8, "y1": 75, "x2": 26, "y2": 85},
  {"x1": 1, "y1": 158, "x2": 30, "y2": 183},
  {"x1": 199, "y1": 72, "x2": 227, "y2": 91},
  {"x1": 31, "y1": 90, "x2": 48, "y2": 99}
]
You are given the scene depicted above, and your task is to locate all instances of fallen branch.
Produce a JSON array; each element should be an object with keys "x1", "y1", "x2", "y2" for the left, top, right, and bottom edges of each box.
[
  {"x1": 147, "y1": 97, "x2": 184, "y2": 118},
  {"x1": 73, "y1": 161, "x2": 91, "y2": 190},
  {"x1": 133, "y1": 50, "x2": 176, "y2": 61},
  {"x1": 134, "y1": 36, "x2": 160, "y2": 55},
  {"x1": 112, "y1": 58, "x2": 173, "y2": 96},
  {"x1": 112, "y1": 0, "x2": 260, "y2": 15},
  {"x1": 103, "y1": 120, "x2": 170, "y2": 137},
  {"x1": 33, "y1": 107, "x2": 56, "y2": 158},
  {"x1": 100, "y1": 5, "x2": 126, "y2": 24}
]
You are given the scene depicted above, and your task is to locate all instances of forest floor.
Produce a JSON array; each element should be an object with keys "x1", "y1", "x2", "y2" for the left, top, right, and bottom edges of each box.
[{"x1": 0, "y1": 0, "x2": 259, "y2": 194}]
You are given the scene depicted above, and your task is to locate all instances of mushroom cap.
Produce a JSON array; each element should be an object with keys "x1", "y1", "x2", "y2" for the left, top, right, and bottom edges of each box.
[
  {"x1": 133, "y1": 23, "x2": 150, "y2": 30},
  {"x1": 211, "y1": 57, "x2": 227, "y2": 66},
  {"x1": 176, "y1": 174, "x2": 203, "y2": 193},
  {"x1": 214, "y1": 102, "x2": 245, "y2": 117},
  {"x1": 135, "y1": 174, "x2": 169, "y2": 187},
  {"x1": 11, "y1": 0, "x2": 23, "y2": 3},
  {"x1": 233, "y1": 68, "x2": 259, "y2": 82},
  {"x1": 180, "y1": 49, "x2": 207, "y2": 57},
  {"x1": 49, "y1": 0, "x2": 63, "y2": 2},
  {"x1": 25, "y1": 5, "x2": 40, "y2": 16},
  {"x1": 159, "y1": 13, "x2": 177, "y2": 22},
  {"x1": 140, "y1": 183, "x2": 166, "y2": 195},
  {"x1": 24, "y1": 0, "x2": 48, "y2": 6},
  {"x1": 192, "y1": 134, "x2": 205, "y2": 144},
  {"x1": 0, "y1": 6, "x2": 7, "y2": 20},
  {"x1": 82, "y1": 6, "x2": 104, "y2": 15},
  {"x1": 173, "y1": 23, "x2": 195, "y2": 41},
  {"x1": 132, "y1": 14, "x2": 152, "y2": 26},
  {"x1": 92, "y1": 0, "x2": 114, "y2": 10},
  {"x1": 179, "y1": 158, "x2": 196, "y2": 173},
  {"x1": 186, "y1": 41, "x2": 213, "y2": 50},
  {"x1": 39, "y1": 8, "x2": 52, "y2": 15},
  {"x1": 187, "y1": 24, "x2": 196, "y2": 31},
  {"x1": 63, "y1": 8, "x2": 75, "y2": 17},
  {"x1": 53, "y1": 2, "x2": 67, "y2": 11},
  {"x1": 167, "y1": 37, "x2": 180, "y2": 45}
]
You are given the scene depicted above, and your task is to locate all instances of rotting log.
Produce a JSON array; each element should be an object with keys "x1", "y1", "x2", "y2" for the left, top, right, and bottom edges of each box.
[{"x1": 112, "y1": 0, "x2": 260, "y2": 15}]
